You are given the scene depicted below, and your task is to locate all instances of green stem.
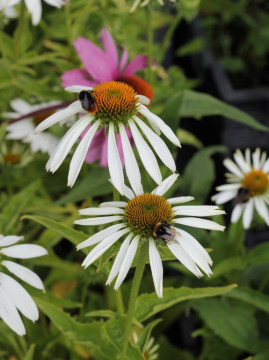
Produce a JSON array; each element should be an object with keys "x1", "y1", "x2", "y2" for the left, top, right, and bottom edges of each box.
[
  {"x1": 64, "y1": 3, "x2": 74, "y2": 60},
  {"x1": 116, "y1": 288, "x2": 124, "y2": 315},
  {"x1": 13, "y1": 1, "x2": 25, "y2": 63},
  {"x1": 146, "y1": 6, "x2": 153, "y2": 85},
  {"x1": 120, "y1": 240, "x2": 148, "y2": 360},
  {"x1": 158, "y1": 11, "x2": 182, "y2": 64}
]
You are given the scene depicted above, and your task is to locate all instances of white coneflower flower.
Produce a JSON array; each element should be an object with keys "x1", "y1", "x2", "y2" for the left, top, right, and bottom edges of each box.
[
  {"x1": 5, "y1": 99, "x2": 59, "y2": 156},
  {"x1": 0, "y1": 235, "x2": 48, "y2": 336},
  {"x1": 131, "y1": 330, "x2": 159, "y2": 360},
  {"x1": 24, "y1": 0, "x2": 66, "y2": 25},
  {"x1": 0, "y1": 0, "x2": 19, "y2": 18},
  {"x1": 130, "y1": 0, "x2": 175, "y2": 12},
  {"x1": 75, "y1": 174, "x2": 224, "y2": 298},
  {"x1": 212, "y1": 148, "x2": 269, "y2": 229},
  {"x1": 35, "y1": 81, "x2": 181, "y2": 194}
]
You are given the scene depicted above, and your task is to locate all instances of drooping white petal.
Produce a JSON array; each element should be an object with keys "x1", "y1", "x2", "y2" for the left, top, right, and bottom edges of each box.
[
  {"x1": 0, "y1": 285, "x2": 25, "y2": 336},
  {"x1": 136, "y1": 95, "x2": 150, "y2": 105},
  {"x1": 152, "y1": 174, "x2": 179, "y2": 196},
  {"x1": 10, "y1": 98, "x2": 32, "y2": 114},
  {"x1": 74, "y1": 215, "x2": 123, "y2": 226},
  {"x1": 134, "y1": 115, "x2": 176, "y2": 172},
  {"x1": 108, "y1": 123, "x2": 124, "y2": 195},
  {"x1": 77, "y1": 223, "x2": 127, "y2": 250},
  {"x1": 106, "y1": 234, "x2": 133, "y2": 285},
  {"x1": 211, "y1": 189, "x2": 238, "y2": 205},
  {"x1": 68, "y1": 120, "x2": 100, "y2": 187},
  {"x1": 46, "y1": 114, "x2": 92, "y2": 173},
  {"x1": 234, "y1": 149, "x2": 251, "y2": 173},
  {"x1": 149, "y1": 239, "x2": 163, "y2": 298},
  {"x1": 243, "y1": 199, "x2": 254, "y2": 229},
  {"x1": 262, "y1": 158, "x2": 269, "y2": 173},
  {"x1": 2, "y1": 261, "x2": 44, "y2": 290},
  {"x1": 177, "y1": 228, "x2": 212, "y2": 265},
  {"x1": 129, "y1": 119, "x2": 162, "y2": 185},
  {"x1": 99, "y1": 201, "x2": 127, "y2": 208},
  {"x1": 109, "y1": 179, "x2": 135, "y2": 200},
  {"x1": 216, "y1": 183, "x2": 241, "y2": 191},
  {"x1": 223, "y1": 158, "x2": 243, "y2": 178},
  {"x1": 254, "y1": 197, "x2": 269, "y2": 225},
  {"x1": 79, "y1": 207, "x2": 124, "y2": 216},
  {"x1": 252, "y1": 148, "x2": 261, "y2": 170},
  {"x1": 119, "y1": 124, "x2": 143, "y2": 195},
  {"x1": 65, "y1": 85, "x2": 93, "y2": 93},
  {"x1": 25, "y1": 0, "x2": 42, "y2": 25},
  {"x1": 1, "y1": 244, "x2": 48, "y2": 259},
  {"x1": 82, "y1": 228, "x2": 129, "y2": 268},
  {"x1": 35, "y1": 101, "x2": 82, "y2": 133},
  {"x1": 0, "y1": 235, "x2": 23, "y2": 247},
  {"x1": 173, "y1": 217, "x2": 225, "y2": 231},
  {"x1": 168, "y1": 196, "x2": 194, "y2": 204},
  {"x1": 139, "y1": 104, "x2": 181, "y2": 147},
  {"x1": 114, "y1": 236, "x2": 139, "y2": 290},
  {"x1": 231, "y1": 204, "x2": 243, "y2": 223},
  {"x1": 173, "y1": 206, "x2": 225, "y2": 217},
  {"x1": 167, "y1": 242, "x2": 202, "y2": 277},
  {"x1": 0, "y1": 273, "x2": 38, "y2": 321}
]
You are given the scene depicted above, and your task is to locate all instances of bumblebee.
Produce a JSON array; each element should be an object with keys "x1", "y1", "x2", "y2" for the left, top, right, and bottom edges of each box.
[
  {"x1": 78, "y1": 90, "x2": 97, "y2": 113},
  {"x1": 235, "y1": 187, "x2": 251, "y2": 204},
  {"x1": 151, "y1": 221, "x2": 176, "y2": 243}
]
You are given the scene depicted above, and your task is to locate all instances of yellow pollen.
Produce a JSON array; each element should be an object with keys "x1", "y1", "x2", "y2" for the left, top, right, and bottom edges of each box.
[
  {"x1": 124, "y1": 194, "x2": 173, "y2": 237},
  {"x1": 242, "y1": 169, "x2": 269, "y2": 196},
  {"x1": 4, "y1": 152, "x2": 21, "y2": 164},
  {"x1": 93, "y1": 81, "x2": 138, "y2": 124}
]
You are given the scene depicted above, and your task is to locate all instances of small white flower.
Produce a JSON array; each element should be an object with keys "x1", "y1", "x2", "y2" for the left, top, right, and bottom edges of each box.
[
  {"x1": 24, "y1": 0, "x2": 66, "y2": 25},
  {"x1": 35, "y1": 81, "x2": 181, "y2": 194},
  {"x1": 0, "y1": 0, "x2": 20, "y2": 18},
  {"x1": 212, "y1": 148, "x2": 269, "y2": 229},
  {"x1": 75, "y1": 174, "x2": 224, "y2": 298},
  {"x1": 0, "y1": 235, "x2": 48, "y2": 336},
  {"x1": 5, "y1": 99, "x2": 60, "y2": 156}
]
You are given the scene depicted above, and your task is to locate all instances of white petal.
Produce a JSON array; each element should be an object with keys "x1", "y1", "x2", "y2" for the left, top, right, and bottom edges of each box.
[
  {"x1": 0, "y1": 285, "x2": 25, "y2": 336},
  {"x1": 139, "y1": 104, "x2": 181, "y2": 147},
  {"x1": 82, "y1": 228, "x2": 129, "y2": 268},
  {"x1": 243, "y1": 199, "x2": 254, "y2": 229},
  {"x1": 252, "y1": 148, "x2": 261, "y2": 170},
  {"x1": 152, "y1": 174, "x2": 179, "y2": 196},
  {"x1": 216, "y1": 183, "x2": 241, "y2": 191},
  {"x1": 136, "y1": 94, "x2": 150, "y2": 105},
  {"x1": 106, "y1": 234, "x2": 133, "y2": 285},
  {"x1": 167, "y1": 242, "x2": 202, "y2": 277},
  {"x1": 168, "y1": 196, "x2": 194, "y2": 204},
  {"x1": 68, "y1": 121, "x2": 100, "y2": 187},
  {"x1": 79, "y1": 207, "x2": 124, "y2": 216},
  {"x1": 231, "y1": 204, "x2": 243, "y2": 223},
  {"x1": 1, "y1": 244, "x2": 48, "y2": 259},
  {"x1": 35, "y1": 101, "x2": 82, "y2": 133},
  {"x1": 134, "y1": 116, "x2": 176, "y2": 171},
  {"x1": 108, "y1": 123, "x2": 124, "y2": 195},
  {"x1": 77, "y1": 223, "x2": 126, "y2": 250},
  {"x1": 177, "y1": 228, "x2": 212, "y2": 265},
  {"x1": 223, "y1": 158, "x2": 243, "y2": 178},
  {"x1": 262, "y1": 158, "x2": 269, "y2": 173},
  {"x1": 119, "y1": 124, "x2": 143, "y2": 196},
  {"x1": 74, "y1": 215, "x2": 123, "y2": 226},
  {"x1": 254, "y1": 197, "x2": 269, "y2": 225},
  {"x1": 0, "y1": 235, "x2": 23, "y2": 247},
  {"x1": 129, "y1": 119, "x2": 162, "y2": 185},
  {"x1": 108, "y1": 179, "x2": 135, "y2": 200},
  {"x1": 99, "y1": 201, "x2": 127, "y2": 208},
  {"x1": 25, "y1": 0, "x2": 42, "y2": 25},
  {"x1": 173, "y1": 217, "x2": 225, "y2": 231},
  {"x1": 0, "y1": 273, "x2": 38, "y2": 321},
  {"x1": 65, "y1": 85, "x2": 93, "y2": 93},
  {"x1": 2, "y1": 261, "x2": 44, "y2": 290},
  {"x1": 149, "y1": 239, "x2": 163, "y2": 298},
  {"x1": 173, "y1": 206, "x2": 224, "y2": 217},
  {"x1": 211, "y1": 190, "x2": 238, "y2": 205},
  {"x1": 10, "y1": 98, "x2": 32, "y2": 114},
  {"x1": 234, "y1": 149, "x2": 251, "y2": 173},
  {"x1": 46, "y1": 114, "x2": 92, "y2": 173},
  {"x1": 114, "y1": 236, "x2": 139, "y2": 290}
]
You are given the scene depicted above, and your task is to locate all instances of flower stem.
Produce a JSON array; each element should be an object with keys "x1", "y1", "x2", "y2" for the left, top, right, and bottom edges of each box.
[
  {"x1": 120, "y1": 240, "x2": 148, "y2": 360},
  {"x1": 145, "y1": 6, "x2": 153, "y2": 85}
]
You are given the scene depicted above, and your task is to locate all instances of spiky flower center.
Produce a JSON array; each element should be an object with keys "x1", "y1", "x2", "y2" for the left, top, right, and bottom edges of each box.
[
  {"x1": 124, "y1": 194, "x2": 173, "y2": 237},
  {"x1": 93, "y1": 81, "x2": 138, "y2": 125},
  {"x1": 242, "y1": 169, "x2": 269, "y2": 196},
  {"x1": 4, "y1": 152, "x2": 21, "y2": 164}
]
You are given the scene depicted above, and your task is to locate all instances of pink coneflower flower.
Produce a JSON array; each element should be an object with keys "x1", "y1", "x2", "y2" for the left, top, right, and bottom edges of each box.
[{"x1": 61, "y1": 28, "x2": 153, "y2": 167}]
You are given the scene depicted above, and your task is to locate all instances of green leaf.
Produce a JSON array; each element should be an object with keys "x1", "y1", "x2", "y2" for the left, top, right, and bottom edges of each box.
[
  {"x1": 23, "y1": 344, "x2": 35, "y2": 360},
  {"x1": 86, "y1": 310, "x2": 115, "y2": 318},
  {"x1": 33, "y1": 289, "x2": 82, "y2": 310},
  {"x1": 191, "y1": 298, "x2": 259, "y2": 352},
  {"x1": 177, "y1": 128, "x2": 203, "y2": 149},
  {"x1": 211, "y1": 257, "x2": 247, "y2": 278},
  {"x1": 0, "y1": 181, "x2": 40, "y2": 233},
  {"x1": 163, "y1": 90, "x2": 268, "y2": 131},
  {"x1": 248, "y1": 242, "x2": 269, "y2": 265},
  {"x1": 224, "y1": 287, "x2": 269, "y2": 314},
  {"x1": 136, "y1": 319, "x2": 161, "y2": 354},
  {"x1": 177, "y1": 37, "x2": 205, "y2": 56},
  {"x1": 135, "y1": 284, "x2": 237, "y2": 322}
]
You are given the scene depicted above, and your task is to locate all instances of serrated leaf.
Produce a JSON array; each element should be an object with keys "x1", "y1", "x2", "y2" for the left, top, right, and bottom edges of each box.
[{"x1": 135, "y1": 284, "x2": 237, "y2": 322}]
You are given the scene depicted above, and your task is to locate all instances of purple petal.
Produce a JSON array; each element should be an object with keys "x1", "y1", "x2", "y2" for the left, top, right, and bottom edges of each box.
[
  {"x1": 123, "y1": 55, "x2": 148, "y2": 76},
  {"x1": 73, "y1": 37, "x2": 114, "y2": 82},
  {"x1": 119, "y1": 47, "x2": 129, "y2": 73},
  {"x1": 61, "y1": 69, "x2": 98, "y2": 88},
  {"x1": 100, "y1": 28, "x2": 119, "y2": 79}
]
